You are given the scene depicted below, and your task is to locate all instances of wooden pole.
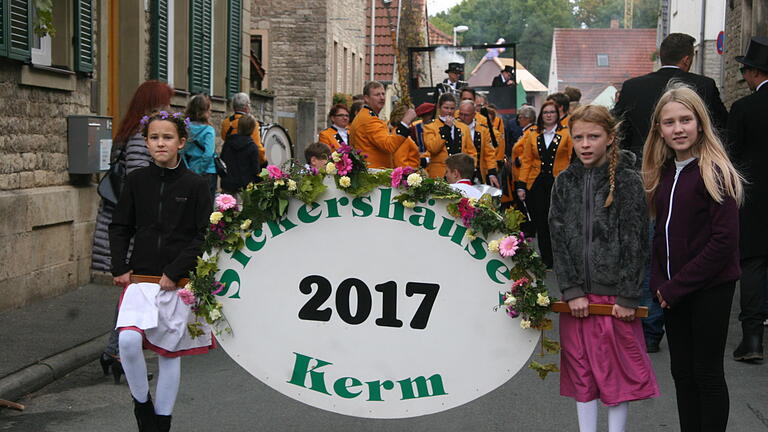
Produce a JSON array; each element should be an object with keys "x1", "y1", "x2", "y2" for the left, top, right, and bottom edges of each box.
[{"x1": 551, "y1": 301, "x2": 649, "y2": 318}]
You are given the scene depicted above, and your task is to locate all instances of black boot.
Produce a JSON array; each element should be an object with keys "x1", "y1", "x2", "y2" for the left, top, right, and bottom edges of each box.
[
  {"x1": 733, "y1": 331, "x2": 764, "y2": 362},
  {"x1": 133, "y1": 394, "x2": 159, "y2": 432},
  {"x1": 157, "y1": 415, "x2": 172, "y2": 432}
]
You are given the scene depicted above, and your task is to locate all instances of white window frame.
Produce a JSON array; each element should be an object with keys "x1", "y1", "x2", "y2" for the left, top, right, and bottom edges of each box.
[
  {"x1": 31, "y1": 6, "x2": 52, "y2": 66},
  {"x1": 209, "y1": 0, "x2": 215, "y2": 94},
  {"x1": 168, "y1": 0, "x2": 175, "y2": 86}
]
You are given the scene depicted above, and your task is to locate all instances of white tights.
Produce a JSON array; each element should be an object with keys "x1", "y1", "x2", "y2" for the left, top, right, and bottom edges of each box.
[
  {"x1": 576, "y1": 400, "x2": 628, "y2": 432},
  {"x1": 118, "y1": 330, "x2": 181, "y2": 416}
]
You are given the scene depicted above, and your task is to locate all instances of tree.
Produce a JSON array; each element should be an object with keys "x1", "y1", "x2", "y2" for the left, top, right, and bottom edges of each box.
[{"x1": 572, "y1": 0, "x2": 659, "y2": 29}]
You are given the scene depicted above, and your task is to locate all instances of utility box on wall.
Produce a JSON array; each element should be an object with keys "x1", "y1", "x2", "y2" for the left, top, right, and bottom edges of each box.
[{"x1": 67, "y1": 115, "x2": 113, "y2": 174}]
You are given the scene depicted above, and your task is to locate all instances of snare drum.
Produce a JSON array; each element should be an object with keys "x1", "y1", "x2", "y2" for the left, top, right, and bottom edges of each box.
[{"x1": 260, "y1": 123, "x2": 293, "y2": 166}]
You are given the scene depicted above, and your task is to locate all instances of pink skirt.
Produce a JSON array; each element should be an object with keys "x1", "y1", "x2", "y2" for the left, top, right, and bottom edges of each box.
[{"x1": 559, "y1": 294, "x2": 659, "y2": 406}]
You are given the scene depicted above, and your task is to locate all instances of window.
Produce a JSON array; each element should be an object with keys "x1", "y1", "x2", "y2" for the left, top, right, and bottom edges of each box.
[
  {"x1": 343, "y1": 46, "x2": 348, "y2": 93},
  {"x1": 333, "y1": 41, "x2": 338, "y2": 93},
  {"x1": 250, "y1": 33, "x2": 266, "y2": 90},
  {"x1": 31, "y1": 5, "x2": 51, "y2": 66},
  {"x1": 597, "y1": 54, "x2": 609, "y2": 67}
]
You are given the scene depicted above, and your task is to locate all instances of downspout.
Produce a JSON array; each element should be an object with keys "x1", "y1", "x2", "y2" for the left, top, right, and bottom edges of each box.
[
  {"x1": 370, "y1": 0, "x2": 376, "y2": 81},
  {"x1": 699, "y1": 0, "x2": 707, "y2": 75}
]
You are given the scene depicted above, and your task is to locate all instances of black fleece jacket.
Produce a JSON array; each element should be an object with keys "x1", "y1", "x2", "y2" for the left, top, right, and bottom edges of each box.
[
  {"x1": 109, "y1": 162, "x2": 212, "y2": 282},
  {"x1": 548, "y1": 150, "x2": 649, "y2": 308},
  {"x1": 220, "y1": 134, "x2": 261, "y2": 193}
]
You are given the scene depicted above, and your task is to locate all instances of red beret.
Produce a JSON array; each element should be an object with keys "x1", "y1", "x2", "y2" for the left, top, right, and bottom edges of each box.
[{"x1": 415, "y1": 102, "x2": 436, "y2": 116}]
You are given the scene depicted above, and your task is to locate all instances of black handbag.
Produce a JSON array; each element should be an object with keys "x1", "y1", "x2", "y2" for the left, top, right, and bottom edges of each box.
[{"x1": 97, "y1": 148, "x2": 126, "y2": 205}]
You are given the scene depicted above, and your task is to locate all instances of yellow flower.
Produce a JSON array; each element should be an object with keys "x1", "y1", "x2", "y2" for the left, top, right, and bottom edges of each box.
[
  {"x1": 465, "y1": 229, "x2": 476, "y2": 241},
  {"x1": 331, "y1": 152, "x2": 341, "y2": 162},
  {"x1": 536, "y1": 292, "x2": 550, "y2": 307},
  {"x1": 520, "y1": 319, "x2": 532, "y2": 329},
  {"x1": 488, "y1": 239, "x2": 500, "y2": 252},
  {"x1": 504, "y1": 294, "x2": 516, "y2": 306},
  {"x1": 469, "y1": 198, "x2": 478, "y2": 206},
  {"x1": 209, "y1": 308, "x2": 222, "y2": 321},
  {"x1": 246, "y1": 183, "x2": 255, "y2": 191},
  {"x1": 325, "y1": 162, "x2": 337, "y2": 175},
  {"x1": 274, "y1": 179, "x2": 285, "y2": 187},
  {"x1": 184, "y1": 282, "x2": 192, "y2": 291},
  {"x1": 402, "y1": 200, "x2": 416, "y2": 208},
  {"x1": 287, "y1": 179, "x2": 297, "y2": 191},
  {"x1": 240, "y1": 219, "x2": 252, "y2": 230},
  {"x1": 406, "y1": 173, "x2": 423, "y2": 187},
  {"x1": 209, "y1": 211, "x2": 223, "y2": 224},
  {"x1": 339, "y1": 176, "x2": 352, "y2": 188}
]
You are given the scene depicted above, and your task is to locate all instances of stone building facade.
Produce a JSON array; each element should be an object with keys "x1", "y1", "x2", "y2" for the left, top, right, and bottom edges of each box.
[
  {"x1": 723, "y1": 0, "x2": 768, "y2": 107},
  {"x1": 0, "y1": 0, "x2": 251, "y2": 312}
]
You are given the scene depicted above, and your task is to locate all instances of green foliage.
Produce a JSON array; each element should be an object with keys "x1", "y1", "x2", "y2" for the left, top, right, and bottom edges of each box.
[
  {"x1": 332, "y1": 93, "x2": 353, "y2": 107},
  {"x1": 342, "y1": 170, "x2": 391, "y2": 197},
  {"x1": 529, "y1": 361, "x2": 560, "y2": 380},
  {"x1": 296, "y1": 174, "x2": 328, "y2": 204},
  {"x1": 572, "y1": 0, "x2": 659, "y2": 28},
  {"x1": 34, "y1": 0, "x2": 55, "y2": 37}
]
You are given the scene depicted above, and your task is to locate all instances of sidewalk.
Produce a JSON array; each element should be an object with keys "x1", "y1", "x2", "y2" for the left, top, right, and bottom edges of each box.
[{"x1": 0, "y1": 283, "x2": 122, "y2": 402}]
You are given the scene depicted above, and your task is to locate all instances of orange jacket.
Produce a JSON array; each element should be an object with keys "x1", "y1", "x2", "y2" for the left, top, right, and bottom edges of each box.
[
  {"x1": 392, "y1": 137, "x2": 422, "y2": 169},
  {"x1": 349, "y1": 105, "x2": 408, "y2": 169},
  {"x1": 500, "y1": 124, "x2": 536, "y2": 204},
  {"x1": 459, "y1": 114, "x2": 501, "y2": 181},
  {"x1": 517, "y1": 125, "x2": 573, "y2": 190},
  {"x1": 220, "y1": 113, "x2": 266, "y2": 164},
  {"x1": 318, "y1": 127, "x2": 347, "y2": 150},
  {"x1": 423, "y1": 117, "x2": 476, "y2": 178}
]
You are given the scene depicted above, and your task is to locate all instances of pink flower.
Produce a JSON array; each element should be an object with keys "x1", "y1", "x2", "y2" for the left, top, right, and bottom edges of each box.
[
  {"x1": 510, "y1": 277, "x2": 529, "y2": 291},
  {"x1": 499, "y1": 235, "x2": 520, "y2": 257},
  {"x1": 210, "y1": 281, "x2": 225, "y2": 296},
  {"x1": 457, "y1": 198, "x2": 478, "y2": 227},
  {"x1": 337, "y1": 144, "x2": 352, "y2": 154},
  {"x1": 336, "y1": 154, "x2": 353, "y2": 176},
  {"x1": 215, "y1": 194, "x2": 237, "y2": 211},
  {"x1": 391, "y1": 166, "x2": 415, "y2": 188},
  {"x1": 506, "y1": 307, "x2": 519, "y2": 318},
  {"x1": 266, "y1": 165, "x2": 286, "y2": 179},
  {"x1": 177, "y1": 288, "x2": 196, "y2": 305}
]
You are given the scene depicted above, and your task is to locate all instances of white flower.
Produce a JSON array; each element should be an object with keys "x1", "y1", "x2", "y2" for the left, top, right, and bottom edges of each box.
[
  {"x1": 209, "y1": 211, "x2": 223, "y2": 224},
  {"x1": 402, "y1": 200, "x2": 416, "y2": 208},
  {"x1": 469, "y1": 198, "x2": 478, "y2": 206},
  {"x1": 325, "y1": 162, "x2": 337, "y2": 175},
  {"x1": 465, "y1": 229, "x2": 476, "y2": 241},
  {"x1": 274, "y1": 179, "x2": 285, "y2": 187},
  {"x1": 488, "y1": 239, "x2": 500, "y2": 252},
  {"x1": 406, "y1": 173, "x2": 423, "y2": 187},
  {"x1": 184, "y1": 282, "x2": 192, "y2": 291},
  {"x1": 504, "y1": 294, "x2": 517, "y2": 306},
  {"x1": 536, "y1": 292, "x2": 550, "y2": 307},
  {"x1": 209, "y1": 308, "x2": 222, "y2": 321},
  {"x1": 240, "y1": 219, "x2": 252, "y2": 230},
  {"x1": 339, "y1": 176, "x2": 352, "y2": 188},
  {"x1": 331, "y1": 152, "x2": 341, "y2": 162},
  {"x1": 287, "y1": 179, "x2": 297, "y2": 191},
  {"x1": 520, "y1": 319, "x2": 532, "y2": 329}
]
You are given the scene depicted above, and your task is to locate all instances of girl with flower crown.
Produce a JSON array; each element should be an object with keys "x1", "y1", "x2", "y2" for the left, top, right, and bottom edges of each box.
[
  {"x1": 109, "y1": 111, "x2": 214, "y2": 432},
  {"x1": 549, "y1": 105, "x2": 659, "y2": 432}
]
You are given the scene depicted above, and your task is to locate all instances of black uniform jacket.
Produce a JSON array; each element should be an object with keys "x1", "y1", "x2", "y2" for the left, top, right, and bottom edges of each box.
[{"x1": 109, "y1": 162, "x2": 212, "y2": 282}]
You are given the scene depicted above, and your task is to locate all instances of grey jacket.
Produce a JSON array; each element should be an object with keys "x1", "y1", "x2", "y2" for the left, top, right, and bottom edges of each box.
[{"x1": 548, "y1": 150, "x2": 648, "y2": 308}]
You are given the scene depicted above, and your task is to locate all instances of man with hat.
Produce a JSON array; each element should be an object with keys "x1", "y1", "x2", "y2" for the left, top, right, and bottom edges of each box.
[
  {"x1": 437, "y1": 62, "x2": 467, "y2": 96},
  {"x1": 728, "y1": 36, "x2": 768, "y2": 363},
  {"x1": 410, "y1": 102, "x2": 435, "y2": 168},
  {"x1": 492, "y1": 65, "x2": 515, "y2": 87}
]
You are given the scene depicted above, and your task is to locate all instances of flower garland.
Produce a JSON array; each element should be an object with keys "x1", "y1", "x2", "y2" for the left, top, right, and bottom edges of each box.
[{"x1": 185, "y1": 144, "x2": 559, "y2": 378}]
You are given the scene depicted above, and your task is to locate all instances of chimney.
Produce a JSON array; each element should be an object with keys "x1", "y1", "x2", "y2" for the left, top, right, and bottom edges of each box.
[{"x1": 610, "y1": 18, "x2": 619, "y2": 29}]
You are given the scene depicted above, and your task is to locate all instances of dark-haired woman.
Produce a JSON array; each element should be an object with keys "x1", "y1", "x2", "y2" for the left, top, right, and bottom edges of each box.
[
  {"x1": 319, "y1": 104, "x2": 350, "y2": 150},
  {"x1": 183, "y1": 94, "x2": 217, "y2": 198},
  {"x1": 92, "y1": 80, "x2": 174, "y2": 383},
  {"x1": 516, "y1": 100, "x2": 573, "y2": 268}
]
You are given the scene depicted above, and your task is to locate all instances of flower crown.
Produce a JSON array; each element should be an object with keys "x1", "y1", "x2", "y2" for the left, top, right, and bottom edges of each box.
[{"x1": 140, "y1": 111, "x2": 192, "y2": 128}]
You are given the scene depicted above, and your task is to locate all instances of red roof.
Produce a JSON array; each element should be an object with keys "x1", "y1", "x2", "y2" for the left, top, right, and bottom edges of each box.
[
  {"x1": 552, "y1": 28, "x2": 656, "y2": 101},
  {"x1": 365, "y1": 0, "x2": 426, "y2": 82},
  {"x1": 427, "y1": 22, "x2": 451, "y2": 46}
]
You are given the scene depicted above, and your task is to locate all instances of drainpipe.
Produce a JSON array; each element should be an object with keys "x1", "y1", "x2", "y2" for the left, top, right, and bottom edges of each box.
[
  {"x1": 699, "y1": 0, "x2": 707, "y2": 75},
  {"x1": 369, "y1": 0, "x2": 376, "y2": 81}
]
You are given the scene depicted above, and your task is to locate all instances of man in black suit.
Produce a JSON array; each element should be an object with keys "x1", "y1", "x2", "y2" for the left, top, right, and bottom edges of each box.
[
  {"x1": 613, "y1": 33, "x2": 728, "y2": 354},
  {"x1": 492, "y1": 65, "x2": 515, "y2": 87},
  {"x1": 728, "y1": 36, "x2": 768, "y2": 363},
  {"x1": 614, "y1": 33, "x2": 728, "y2": 170}
]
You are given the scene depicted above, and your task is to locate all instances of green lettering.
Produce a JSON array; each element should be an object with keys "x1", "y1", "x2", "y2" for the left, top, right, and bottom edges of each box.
[
  {"x1": 438, "y1": 217, "x2": 466, "y2": 246},
  {"x1": 486, "y1": 259, "x2": 512, "y2": 284},
  {"x1": 398, "y1": 374, "x2": 447, "y2": 400},
  {"x1": 324, "y1": 197, "x2": 350, "y2": 218},
  {"x1": 217, "y1": 269, "x2": 242, "y2": 298},
  {"x1": 351, "y1": 196, "x2": 373, "y2": 217},
  {"x1": 287, "y1": 352, "x2": 332, "y2": 395},
  {"x1": 297, "y1": 202, "x2": 322, "y2": 223},
  {"x1": 376, "y1": 188, "x2": 405, "y2": 221},
  {"x1": 365, "y1": 380, "x2": 395, "y2": 402},
  {"x1": 464, "y1": 237, "x2": 487, "y2": 260},
  {"x1": 230, "y1": 249, "x2": 252, "y2": 268},
  {"x1": 244, "y1": 228, "x2": 267, "y2": 252},
  {"x1": 333, "y1": 377, "x2": 363, "y2": 399},
  {"x1": 266, "y1": 217, "x2": 298, "y2": 237},
  {"x1": 408, "y1": 205, "x2": 437, "y2": 230}
]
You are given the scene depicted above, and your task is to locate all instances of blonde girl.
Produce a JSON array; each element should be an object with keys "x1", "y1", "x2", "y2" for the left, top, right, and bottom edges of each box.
[
  {"x1": 550, "y1": 105, "x2": 659, "y2": 432},
  {"x1": 643, "y1": 85, "x2": 743, "y2": 432}
]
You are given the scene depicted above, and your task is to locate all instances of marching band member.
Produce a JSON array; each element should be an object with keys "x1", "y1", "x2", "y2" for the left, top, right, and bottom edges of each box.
[
  {"x1": 318, "y1": 104, "x2": 350, "y2": 150},
  {"x1": 457, "y1": 100, "x2": 501, "y2": 187},
  {"x1": 437, "y1": 62, "x2": 468, "y2": 97},
  {"x1": 424, "y1": 93, "x2": 476, "y2": 178}
]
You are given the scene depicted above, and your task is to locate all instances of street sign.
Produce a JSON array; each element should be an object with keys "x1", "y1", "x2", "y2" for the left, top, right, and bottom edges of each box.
[
  {"x1": 214, "y1": 181, "x2": 539, "y2": 418},
  {"x1": 717, "y1": 31, "x2": 725, "y2": 55}
]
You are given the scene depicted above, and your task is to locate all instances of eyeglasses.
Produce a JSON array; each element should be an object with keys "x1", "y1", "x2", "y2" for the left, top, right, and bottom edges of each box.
[
  {"x1": 334, "y1": 114, "x2": 350, "y2": 118},
  {"x1": 542, "y1": 111, "x2": 558, "y2": 115}
]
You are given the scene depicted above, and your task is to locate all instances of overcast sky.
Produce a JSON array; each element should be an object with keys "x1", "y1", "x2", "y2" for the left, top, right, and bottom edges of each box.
[{"x1": 427, "y1": 0, "x2": 464, "y2": 15}]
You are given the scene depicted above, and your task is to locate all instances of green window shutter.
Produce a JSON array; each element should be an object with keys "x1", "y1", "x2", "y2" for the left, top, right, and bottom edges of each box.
[
  {"x1": 0, "y1": 1, "x2": 6, "y2": 56},
  {"x1": 226, "y1": 0, "x2": 241, "y2": 98},
  {"x1": 6, "y1": 0, "x2": 31, "y2": 62},
  {"x1": 74, "y1": 0, "x2": 93, "y2": 72},
  {"x1": 151, "y1": 0, "x2": 169, "y2": 81},
  {"x1": 189, "y1": 0, "x2": 211, "y2": 94}
]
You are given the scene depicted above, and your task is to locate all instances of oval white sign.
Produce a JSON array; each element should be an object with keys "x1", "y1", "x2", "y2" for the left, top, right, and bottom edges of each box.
[{"x1": 214, "y1": 180, "x2": 539, "y2": 418}]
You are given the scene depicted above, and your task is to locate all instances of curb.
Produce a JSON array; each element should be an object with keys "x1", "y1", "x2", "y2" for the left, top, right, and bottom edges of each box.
[{"x1": 0, "y1": 332, "x2": 110, "y2": 402}]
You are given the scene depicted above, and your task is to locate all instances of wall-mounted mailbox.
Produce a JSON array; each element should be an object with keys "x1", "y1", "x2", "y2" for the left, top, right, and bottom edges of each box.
[{"x1": 67, "y1": 115, "x2": 113, "y2": 174}]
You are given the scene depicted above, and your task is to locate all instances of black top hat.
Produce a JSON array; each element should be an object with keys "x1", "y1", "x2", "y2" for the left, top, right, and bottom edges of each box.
[
  {"x1": 736, "y1": 36, "x2": 768, "y2": 71},
  {"x1": 445, "y1": 62, "x2": 464, "y2": 74},
  {"x1": 501, "y1": 65, "x2": 515, "y2": 74}
]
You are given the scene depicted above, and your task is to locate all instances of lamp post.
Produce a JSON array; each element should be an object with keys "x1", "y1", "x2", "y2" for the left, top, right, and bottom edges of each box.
[{"x1": 453, "y1": 25, "x2": 468, "y2": 46}]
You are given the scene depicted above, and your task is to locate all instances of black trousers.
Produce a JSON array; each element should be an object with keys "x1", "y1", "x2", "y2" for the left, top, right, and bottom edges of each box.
[
  {"x1": 528, "y1": 174, "x2": 554, "y2": 268},
  {"x1": 665, "y1": 282, "x2": 735, "y2": 432},
  {"x1": 739, "y1": 256, "x2": 768, "y2": 334}
]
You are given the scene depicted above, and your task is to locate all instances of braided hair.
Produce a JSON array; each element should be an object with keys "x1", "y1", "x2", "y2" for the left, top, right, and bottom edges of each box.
[{"x1": 568, "y1": 105, "x2": 621, "y2": 207}]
